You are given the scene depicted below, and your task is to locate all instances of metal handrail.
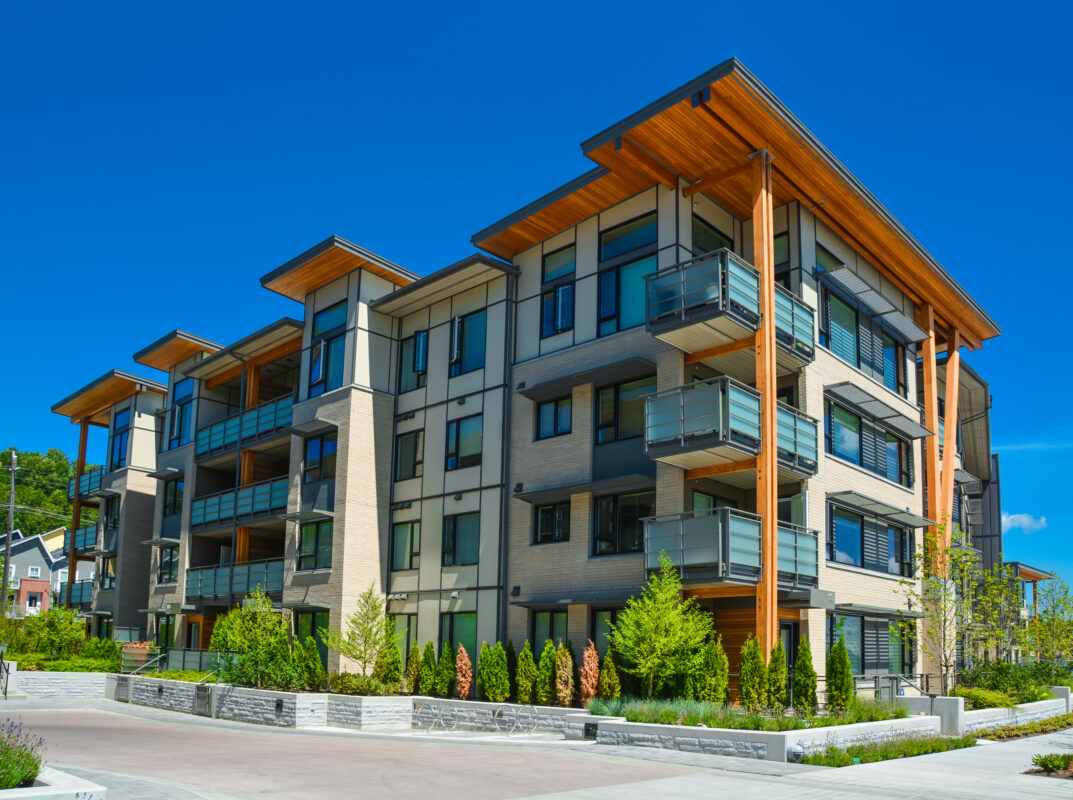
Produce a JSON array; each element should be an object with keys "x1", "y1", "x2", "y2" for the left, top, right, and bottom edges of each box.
[
  {"x1": 1, "y1": 659, "x2": 9, "y2": 700},
  {"x1": 189, "y1": 476, "x2": 289, "y2": 527},
  {"x1": 644, "y1": 248, "x2": 761, "y2": 326},
  {"x1": 645, "y1": 376, "x2": 762, "y2": 451},
  {"x1": 130, "y1": 652, "x2": 167, "y2": 675},
  {"x1": 195, "y1": 394, "x2": 295, "y2": 456},
  {"x1": 196, "y1": 670, "x2": 218, "y2": 684},
  {"x1": 643, "y1": 507, "x2": 763, "y2": 577}
]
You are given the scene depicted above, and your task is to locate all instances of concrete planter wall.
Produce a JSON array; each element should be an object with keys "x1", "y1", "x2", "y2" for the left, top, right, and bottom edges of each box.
[
  {"x1": 327, "y1": 695, "x2": 413, "y2": 731},
  {"x1": 0, "y1": 766, "x2": 107, "y2": 799},
  {"x1": 212, "y1": 685, "x2": 327, "y2": 728},
  {"x1": 898, "y1": 686, "x2": 1072, "y2": 734},
  {"x1": 414, "y1": 697, "x2": 585, "y2": 733},
  {"x1": 9, "y1": 669, "x2": 108, "y2": 698},
  {"x1": 127, "y1": 677, "x2": 199, "y2": 715}
]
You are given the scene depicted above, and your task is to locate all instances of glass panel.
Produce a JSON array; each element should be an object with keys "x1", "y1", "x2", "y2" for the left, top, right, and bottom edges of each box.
[
  {"x1": 601, "y1": 213, "x2": 657, "y2": 261},
  {"x1": 313, "y1": 302, "x2": 346, "y2": 336},
  {"x1": 325, "y1": 336, "x2": 345, "y2": 392},
  {"x1": 828, "y1": 294, "x2": 858, "y2": 365},
  {"x1": 833, "y1": 509, "x2": 863, "y2": 566},
  {"x1": 888, "y1": 622, "x2": 904, "y2": 674},
  {"x1": 885, "y1": 434, "x2": 900, "y2": 483},
  {"x1": 392, "y1": 523, "x2": 411, "y2": 570},
  {"x1": 882, "y1": 334, "x2": 899, "y2": 392},
  {"x1": 453, "y1": 513, "x2": 479, "y2": 565},
  {"x1": 452, "y1": 613, "x2": 477, "y2": 665},
  {"x1": 540, "y1": 291, "x2": 557, "y2": 339},
  {"x1": 543, "y1": 245, "x2": 575, "y2": 283},
  {"x1": 556, "y1": 284, "x2": 574, "y2": 332},
  {"x1": 316, "y1": 523, "x2": 333, "y2": 568},
  {"x1": 618, "y1": 256, "x2": 655, "y2": 330},
  {"x1": 537, "y1": 402, "x2": 555, "y2": 439},
  {"x1": 832, "y1": 406, "x2": 861, "y2": 464},
  {"x1": 593, "y1": 611, "x2": 614, "y2": 657},
  {"x1": 556, "y1": 398, "x2": 571, "y2": 435},
  {"x1": 617, "y1": 377, "x2": 656, "y2": 440},
  {"x1": 458, "y1": 416, "x2": 483, "y2": 468},
  {"x1": 593, "y1": 496, "x2": 616, "y2": 555},
  {"x1": 459, "y1": 311, "x2": 486, "y2": 374},
  {"x1": 597, "y1": 270, "x2": 617, "y2": 327},
  {"x1": 616, "y1": 491, "x2": 654, "y2": 554},
  {"x1": 533, "y1": 612, "x2": 551, "y2": 647},
  {"x1": 597, "y1": 387, "x2": 616, "y2": 443},
  {"x1": 692, "y1": 491, "x2": 714, "y2": 513},
  {"x1": 837, "y1": 615, "x2": 863, "y2": 674},
  {"x1": 773, "y1": 232, "x2": 789, "y2": 265},
  {"x1": 692, "y1": 215, "x2": 733, "y2": 254}
]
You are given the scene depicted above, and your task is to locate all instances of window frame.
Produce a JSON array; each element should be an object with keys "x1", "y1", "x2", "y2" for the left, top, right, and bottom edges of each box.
[
  {"x1": 590, "y1": 607, "x2": 622, "y2": 657},
  {"x1": 303, "y1": 432, "x2": 338, "y2": 483},
  {"x1": 158, "y1": 545, "x2": 179, "y2": 584},
  {"x1": 825, "y1": 400, "x2": 862, "y2": 466},
  {"x1": 599, "y1": 211, "x2": 658, "y2": 263},
  {"x1": 162, "y1": 478, "x2": 184, "y2": 517},
  {"x1": 592, "y1": 489, "x2": 654, "y2": 557},
  {"x1": 27, "y1": 566, "x2": 40, "y2": 579},
  {"x1": 596, "y1": 377, "x2": 656, "y2": 444},
  {"x1": 109, "y1": 407, "x2": 131, "y2": 471},
  {"x1": 531, "y1": 608, "x2": 568, "y2": 648},
  {"x1": 828, "y1": 505, "x2": 864, "y2": 567},
  {"x1": 540, "y1": 245, "x2": 575, "y2": 339},
  {"x1": 690, "y1": 213, "x2": 734, "y2": 256},
  {"x1": 100, "y1": 556, "x2": 117, "y2": 590},
  {"x1": 439, "y1": 611, "x2": 477, "y2": 664},
  {"x1": 535, "y1": 396, "x2": 572, "y2": 440},
  {"x1": 308, "y1": 301, "x2": 347, "y2": 398},
  {"x1": 445, "y1": 414, "x2": 483, "y2": 471},
  {"x1": 449, "y1": 309, "x2": 487, "y2": 377},
  {"x1": 394, "y1": 429, "x2": 425, "y2": 482},
  {"x1": 391, "y1": 520, "x2": 421, "y2": 571},
  {"x1": 295, "y1": 610, "x2": 330, "y2": 666},
  {"x1": 298, "y1": 520, "x2": 333, "y2": 571},
  {"x1": 398, "y1": 330, "x2": 429, "y2": 393},
  {"x1": 533, "y1": 502, "x2": 570, "y2": 544},
  {"x1": 442, "y1": 512, "x2": 480, "y2": 567}
]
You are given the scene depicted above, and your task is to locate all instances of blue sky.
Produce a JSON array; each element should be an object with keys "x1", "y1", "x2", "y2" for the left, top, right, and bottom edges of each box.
[{"x1": 2, "y1": 2, "x2": 1069, "y2": 581}]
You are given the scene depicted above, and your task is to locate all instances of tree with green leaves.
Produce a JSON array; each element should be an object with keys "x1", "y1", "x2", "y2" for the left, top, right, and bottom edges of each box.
[
  {"x1": 1, "y1": 448, "x2": 86, "y2": 539},
  {"x1": 535, "y1": 639, "x2": 557, "y2": 705},
  {"x1": 738, "y1": 635, "x2": 767, "y2": 711},
  {"x1": 826, "y1": 635, "x2": 854, "y2": 713},
  {"x1": 767, "y1": 639, "x2": 788, "y2": 709},
  {"x1": 555, "y1": 641, "x2": 575, "y2": 707},
  {"x1": 483, "y1": 643, "x2": 511, "y2": 702},
  {"x1": 372, "y1": 636, "x2": 403, "y2": 693},
  {"x1": 1020, "y1": 578, "x2": 1073, "y2": 665},
  {"x1": 609, "y1": 555, "x2": 713, "y2": 698},
  {"x1": 210, "y1": 589, "x2": 298, "y2": 689},
  {"x1": 434, "y1": 641, "x2": 456, "y2": 697},
  {"x1": 694, "y1": 637, "x2": 730, "y2": 705},
  {"x1": 405, "y1": 645, "x2": 421, "y2": 693},
  {"x1": 20, "y1": 606, "x2": 84, "y2": 658},
  {"x1": 515, "y1": 640, "x2": 537, "y2": 703},
  {"x1": 475, "y1": 641, "x2": 490, "y2": 699},
  {"x1": 970, "y1": 560, "x2": 1024, "y2": 664},
  {"x1": 504, "y1": 639, "x2": 517, "y2": 700},
  {"x1": 793, "y1": 636, "x2": 818, "y2": 712},
  {"x1": 596, "y1": 651, "x2": 621, "y2": 700},
  {"x1": 319, "y1": 583, "x2": 392, "y2": 675},
  {"x1": 418, "y1": 641, "x2": 437, "y2": 696},
  {"x1": 294, "y1": 636, "x2": 326, "y2": 692}
]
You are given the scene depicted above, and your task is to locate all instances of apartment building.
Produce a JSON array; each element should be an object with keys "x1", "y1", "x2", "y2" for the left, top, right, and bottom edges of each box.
[{"x1": 49, "y1": 59, "x2": 1005, "y2": 680}]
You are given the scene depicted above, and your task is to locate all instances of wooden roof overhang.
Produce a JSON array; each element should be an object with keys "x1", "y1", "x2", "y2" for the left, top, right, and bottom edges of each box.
[
  {"x1": 937, "y1": 357, "x2": 991, "y2": 482},
  {"x1": 133, "y1": 330, "x2": 222, "y2": 371},
  {"x1": 185, "y1": 318, "x2": 304, "y2": 385},
  {"x1": 1006, "y1": 562, "x2": 1054, "y2": 582},
  {"x1": 51, "y1": 370, "x2": 167, "y2": 426},
  {"x1": 261, "y1": 235, "x2": 419, "y2": 301},
  {"x1": 371, "y1": 254, "x2": 517, "y2": 317},
  {"x1": 473, "y1": 58, "x2": 998, "y2": 350}
]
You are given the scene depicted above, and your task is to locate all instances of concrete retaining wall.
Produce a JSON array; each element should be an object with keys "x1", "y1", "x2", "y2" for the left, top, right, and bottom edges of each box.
[
  {"x1": 414, "y1": 697, "x2": 585, "y2": 733},
  {"x1": 211, "y1": 685, "x2": 328, "y2": 728},
  {"x1": 963, "y1": 696, "x2": 1068, "y2": 733},
  {"x1": 327, "y1": 695, "x2": 413, "y2": 730},
  {"x1": 10, "y1": 670, "x2": 108, "y2": 697},
  {"x1": 128, "y1": 677, "x2": 198, "y2": 714}
]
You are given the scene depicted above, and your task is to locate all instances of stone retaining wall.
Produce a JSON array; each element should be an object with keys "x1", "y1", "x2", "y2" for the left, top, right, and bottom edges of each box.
[
  {"x1": 327, "y1": 695, "x2": 413, "y2": 730},
  {"x1": 10, "y1": 670, "x2": 108, "y2": 697},
  {"x1": 128, "y1": 677, "x2": 199, "y2": 714},
  {"x1": 414, "y1": 697, "x2": 580, "y2": 733},
  {"x1": 963, "y1": 697, "x2": 1068, "y2": 733}
]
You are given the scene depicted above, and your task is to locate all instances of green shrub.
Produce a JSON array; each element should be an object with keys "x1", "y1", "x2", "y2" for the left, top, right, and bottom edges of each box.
[
  {"x1": 555, "y1": 642, "x2": 575, "y2": 707},
  {"x1": 294, "y1": 637, "x2": 326, "y2": 692},
  {"x1": 1032, "y1": 753, "x2": 1073, "y2": 773},
  {"x1": 324, "y1": 673, "x2": 389, "y2": 696},
  {"x1": 20, "y1": 607, "x2": 84, "y2": 658},
  {"x1": 738, "y1": 635, "x2": 766, "y2": 711},
  {"x1": 434, "y1": 642, "x2": 456, "y2": 698},
  {"x1": 474, "y1": 642, "x2": 490, "y2": 699},
  {"x1": 82, "y1": 637, "x2": 121, "y2": 662},
  {"x1": 798, "y1": 734, "x2": 976, "y2": 767},
  {"x1": 596, "y1": 651, "x2": 621, "y2": 700},
  {"x1": 793, "y1": 636, "x2": 818, "y2": 712},
  {"x1": 149, "y1": 670, "x2": 214, "y2": 682},
  {"x1": 767, "y1": 639, "x2": 788, "y2": 710},
  {"x1": 504, "y1": 640, "x2": 517, "y2": 700},
  {"x1": 694, "y1": 637, "x2": 729, "y2": 705},
  {"x1": 955, "y1": 686, "x2": 1016, "y2": 711},
  {"x1": 960, "y1": 661, "x2": 1063, "y2": 704},
  {"x1": 0, "y1": 719, "x2": 44, "y2": 789},
  {"x1": 826, "y1": 635, "x2": 854, "y2": 713},
  {"x1": 405, "y1": 646, "x2": 421, "y2": 694},
  {"x1": 515, "y1": 641, "x2": 537, "y2": 704},
  {"x1": 418, "y1": 642, "x2": 436, "y2": 697},
  {"x1": 40, "y1": 657, "x2": 115, "y2": 673},
  {"x1": 213, "y1": 590, "x2": 300, "y2": 690},
  {"x1": 977, "y1": 713, "x2": 1073, "y2": 740},
  {"x1": 535, "y1": 639, "x2": 556, "y2": 705},
  {"x1": 481, "y1": 643, "x2": 510, "y2": 703},
  {"x1": 372, "y1": 640, "x2": 403, "y2": 694},
  {"x1": 586, "y1": 697, "x2": 625, "y2": 717}
]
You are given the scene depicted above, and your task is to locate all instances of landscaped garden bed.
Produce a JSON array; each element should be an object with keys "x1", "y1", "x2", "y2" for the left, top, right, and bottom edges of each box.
[
  {"x1": 976, "y1": 713, "x2": 1073, "y2": 740},
  {"x1": 798, "y1": 734, "x2": 977, "y2": 767},
  {"x1": 1027, "y1": 752, "x2": 1073, "y2": 780}
]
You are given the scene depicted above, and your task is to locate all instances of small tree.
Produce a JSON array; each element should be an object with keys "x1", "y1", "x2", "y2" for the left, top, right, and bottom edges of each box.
[
  {"x1": 738, "y1": 635, "x2": 767, "y2": 711},
  {"x1": 535, "y1": 639, "x2": 556, "y2": 705},
  {"x1": 555, "y1": 642, "x2": 575, "y2": 707},
  {"x1": 418, "y1": 641, "x2": 437, "y2": 696},
  {"x1": 475, "y1": 642, "x2": 490, "y2": 699},
  {"x1": 485, "y1": 643, "x2": 511, "y2": 702},
  {"x1": 610, "y1": 555, "x2": 713, "y2": 697},
  {"x1": 405, "y1": 645, "x2": 421, "y2": 694},
  {"x1": 434, "y1": 641, "x2": 456, "y2": 697},
  {"x1": 694, "y1": 637, "x2": 729, "y2": 705},
  {"x1": 826, "y1": 635, "x2": 854, "y2": 713},
  {"x1": 767, "y1": 640, "x2": 788, "y2": 710},
  {"x1": 1021, "y1": 578, "x2": 1073, "y2": 664},
  {"x1": 515, "y1": 640, "x2": 538, "y2": 703},
  {"x1": 596, "y1": 651, "x2": 621, "y2": 700},
  {"x1": 294, "y1": 637, "x2": 326, "y2": 692},
  {"x1": 504, "y1": 639, "x2": 518, "y2": 700},
  {"x1": 579, "y1": 640, "x2": 600, "y2": 704},
  {"x1": 212, "y1": 589, "x2": 298, "y2": 689},
  {"x1": 21, "y1": 606, "x2": 84, "y2": 658},
  {"x1": 793, "y1": 636, "x2": 818, "y2": 712},
  {"x1": 456, "y1": 644, "x2": 473, "y2": 700},
  {"x1": 373, "y1": 638, "x2": 403, "y2": 693},
  {"x1": 319, "y1": 583, "x2": 392, "y2": 676}
]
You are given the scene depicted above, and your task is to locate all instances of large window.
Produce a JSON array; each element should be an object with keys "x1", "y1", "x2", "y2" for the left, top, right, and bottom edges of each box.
[
  {"x1": 601, "y1": 212, "x2": 657, "y2": 261},
  {"x1": 109, "y1": 407, "x2": 130, "y2": 471},
  {"x1": 449, "y1": 310, "x2": 486, "y2": 377},
  {"x1": 309, "y1": 302, "x2": 347, "y2": 398},
  {"x1": 591, "y1": 608, "x2": 621, "y2": 657},
  {"x1": 163, "y1": 479, "x2": 184, "y2": 517},
  {"x1": 296, "y1": 610, "x2": 329, "y2": 666},
  {"x1": 399, "y1": 330, "x2": 429, "y2": 393},
  {"x1": 887, "y1": 527, "x2": 911, "y2": 577},
  {"x1": 828, "y1": 614, "x2": 911, "y2": 676},
  {"x1": 536, "y1": 397, "x2": 571, "y2": 440},
  {"x1": 828, "y1": 614, "x2": 863, "y2": 674},
  {"x1": 825, "y1": 401, "x2": 861, "y2": 464},
  {"x1": 442, "y1": 512, "x2": 479, "y2": 566},
  {"x1": 303, "y1": 432, "x2": 338, "y2": 483},
  {"x1": 882, "y1": 333, "x2": 906, "y2": 396},
  {"x1": 593, "y1": 490, "x2": 654, "y2": 556},
  {"x1": 393, "y1": 613, "x2": 418, "y2": 664},
  {"x1": 597, "y1": 212, "x2": 657, "y2": 337},
  {"x1": 391, "y1": 521, "x2": 420, "y2": 571},
  {"x1": 825, "y1": 292, "x2": 859, "y2": 366},
  {"x1": 100, "y1": 557, "x2": 116, "y2": 590},
  {"x1": 167, "y1": 378, "x2": 194, "y2": 450},
  {"x1": 596, "y1": 377, "x2": 656, "y2": 444},
  {"x1": 445, "y1": 415, "x2": 482, "y2": 471},
  {"x1": 825, "y1": 400, "x2": 912, "y2": 488},
  {"x1": 885, "y1": 433, "x2": 910, "y2": 486},
  {"x1": 394, "y1": 430, "x2": 424, "y2": 481},
  {"x1": 541, "y1": 245, "x2": 575, "y2": 338},
  {"x1": 156, "y1": 614, "x2": 174, "y2": 652},
  {"x1": 439, "y1": 612, "x2": 477, "y2": 665},
  {"x1": 298, "y1": 520, "x2": 333, "y2": 571},
  {"x1": 534, "y1": 502, "x2": 570, "y2": 544},
  {"x1": 158, "y1": 545, "x2": 179, "y2": 584},
  {"x1": 830, "y1": 507, "x2": 863, "y2": 567},
  {"x1": 103, "y1": 497, "x2": 120, "y2": 530},
  {"x1": 691, "y1": 214, "x2": 733, "y2": 255},
  {"x1": 532, "y1": 609, "x2": 567, "y2": 647}
]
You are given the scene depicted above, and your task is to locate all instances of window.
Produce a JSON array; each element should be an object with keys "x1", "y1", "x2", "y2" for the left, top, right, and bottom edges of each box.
[
  {"x1": 156, "y1": 614, "x2": 174, "y2": 652},
  {"x1": 830, "y1": 507, "x2": 863, "y2": 567},
  {"x1": 532, "y1": 609, "x2": 567, "y2": 647},
  {"x1": 889, "y1": 622, "x2": 911, "y2": 675},
  {"x1": 816, "y1": 243, "x2": 842, "y2": 272},
  {"x1": 601, "y1": 212, "x2": 657, "y2": 261},
  {"x1": 541, "y1": 245, "x2": 575, "y2": 338},
  {"x1": 885, "y1": 433, "x2": 911, "y2": 486},
  {"x1": 296, "y1": 610, "x2": 329, "y2": 666},
  {"x1": 103, "y1": 497, "x2": 120, "y2": 530},
  {"x1": 534, "y1": 502, "x2": 570, "y2": 544},
  {"x1": 109, "y1": 408, "x2": 130, "y2": 471},
  {"x1": 825, "y1": 292, "x2": 859, "y2": 366},
  {"x1": 774, "y1": 232, "x2": 790, "y2": 289},
  {"x1": 394, "y1": 430, "x2": 424, "y2": 481},
  {"x1": 393, "y1": 613, "x2": 418, "y2": 664},
  {"x1": 303, "y1": 432, "x2": 338, "y2": 483},
  {"x1": 158, "y1": 545, "x2": 179, "y2": 584},
  {"x1": 163, "y1": 479, "x2": 184, "y2": 517},
  {"x1": 27, "y1": 566, "x2": 40, "y2": 579},
  {"x1": 536, "y1": 397, "x2": 571, "y2": 439},
  {"x1": 596, "y1": 377, "x2": 656, "y2": 443},
  {"x1": 167, "y1": 378, "x2": 195, "y2": 450},
  {"x1": 593, "y1": 490, "x2": 654, "y2": 556},
  {"x1": 309, "y1": 302, "x2": 347, "y2": 398},
  {"x1": 449, "y1": 310, "x2": 486, "y2": 377},
  {"x1": 825, "y1": 401, "x2": 861, "y2": 465},
  {"x1": 399, "y1": 330, "x2": 429, "y2": 393},
  {"x1": 887, "y1": 527, "x2": 911, "y2": 577},
  {"x1": 828, "y1": 614, "x2": 863, "y2": 675},
  {"x1": 597, "y1": 256, "x2": 656, "y2": 336},
  {"x1": 691, "y1": 214, "x2": 733, "y2": 255},
  {"x1": 26, "y1": 593, "x2": 40, "y2": 609},
  {"x1": 826, "y1": 400, "x2": 912, "y2": 488},
  {"x1": 100, "y1": 557, "x2": 116, "y2": 590},
  {"x1": 391, "y1": 521, "x2": 420, "y2": 571},
  {"x1": 829, "y1": 614, "x2": 911, "y2": 676},
  {"x1": 591, "y1": 608, "x2": 621, "y2": 657},
  {"x1": 882, "y1": 334, "x2": 907, "y2": 396},
  {"x1": 439, "y1": 612, "x2": 477, "y2": 665},
  {"x1": 298, "y1": 521, "x2": 333, "y2": 571},
  {"x1": 445, "y1": 416, "x2": 482, "y2": 470},
  {"x1": 442, "y1": 512, "x2": 479, "y2": 566}
]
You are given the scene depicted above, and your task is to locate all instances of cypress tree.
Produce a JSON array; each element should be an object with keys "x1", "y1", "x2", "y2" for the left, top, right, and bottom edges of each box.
[
  {"x1": 372, "y1": 640, "x2": 403, "y2": 693},
  {"x1": 405, "y1": 645, "x2": 421, "y2": 694},
  {"x1": 695, "y1": 637, "x2": 729, "y2": 705},
  {"x1": 555, "y1": 642, "x2": 575, "y2": 707},
  {"x1": 418, "y1": 641, "x2": 437, "y2": 697},
  {"x1": 826, "y1": 636, "x2": 854, "y2": 713},
  {"x1": 515, "y1": 640, "x2": 538, "y2": 703},
  {"x1": 793, "y1": 636, "x2": 818, "y2": 712},
  {"x1": 475, "y1": 642, "x2": 490, "y2": 700},
  {"x1": 484, "y1": 643, "x2": 510, "y2": 702},
  {"x1": 535, "y1": 638, "x2": 557, "y2": 706},
  {"x1": 738, "y1": 635, "x2": 767, "y2": 711},
  {"x1": 504, "y1": 639, "x2": 518, "y2": 700},
  {"x1": 434, "y1": 641, "x2": 456, "y2": 697},
  {"x1": 767, "y1": 639, "x2": 788, "y2": 710},
  {"x1": 596, "y1": 650, "x2": 621, "y2": 700}
]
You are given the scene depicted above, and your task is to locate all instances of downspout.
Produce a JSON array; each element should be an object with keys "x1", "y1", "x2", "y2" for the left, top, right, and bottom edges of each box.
[
  {"x1": 228, "y1": 362, "x2": 246, "y2": 600},
  {"x1": 497, "y1": 273, "x2": 516, "y2": 641}
]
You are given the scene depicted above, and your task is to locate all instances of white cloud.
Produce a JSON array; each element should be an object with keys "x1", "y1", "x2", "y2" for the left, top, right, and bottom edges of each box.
[
  {"x1": 1002, "y1": 512, "x2": 1048, "y2": 534},
  {"x1": 995, "y1": 442, "x2": 1073, "y2": 452}
]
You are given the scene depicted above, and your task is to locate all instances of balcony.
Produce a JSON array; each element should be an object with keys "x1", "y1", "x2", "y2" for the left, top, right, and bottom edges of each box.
[
  {"x1": 63, "y1": 524, "x2": 99, "y2": 555},
  {"x1": 66, "y1": 466, "x2": 105, "y2": 501},
  {"x1": 190, "y1": 476, "x2": 289, "y2": 529},
  {"x1": 645, "y1": 377, "x2": 761, "y2": 474},
  {"x1": 776, "y1": 403, "x2": 819, "y2": 477},
  {"x1": 195, "y1": 394, "x2": 294, "y2": 458},
  {"x1": 58, "y1": 580, "x2": 94, "y2": 607},
  {"x1": 774, "y1": 284, "x2": 816, "y2": 366},
  {"x1": 185, "y1": 558, "x2": 285, "y2": 601},
  {"x1": 644, "y1": 508, "x2": 762, "y2": 583},
  {"x1": 776, "y1": 522, "x2": 819, "y2": 587}
]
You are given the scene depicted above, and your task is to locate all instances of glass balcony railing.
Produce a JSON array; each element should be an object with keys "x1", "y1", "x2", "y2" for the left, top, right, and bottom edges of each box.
[
  {"x1": 185, "y1": 558, "x2": 285, "y2": 600},
  {"x1": 645, "y1": 249, "x2": 760, "y2": 331},
  {"x1": 63, "y1": 524, "x2": 99, "y2": 553},
  {"x1": 195, "y1": 395, "x2": 294, "y2": 457},
  {"x1": 774, "y1": 284, "x2": 815, "y2": 361},
  {"x1": 776, "y1": 402, "x2": 819, "y2": 474},
  {"x1": 58, "y1": 580, "x2": 94, "y2": 605},
  {"x1": 66, "y1": 466, "x2": 104, "y2": 501},
  {"x1": 644, "y1": 508, "x2": 763, "y2": 581},
  {"x1": 777, "y1": 522, "x2": 819, "y2": 586},
  {"x1": 645, "y1": 377, "x2": 762, "y2": 454},
  {"x1": 189, "y1": 476, "x2": 289, "y2": 528}
]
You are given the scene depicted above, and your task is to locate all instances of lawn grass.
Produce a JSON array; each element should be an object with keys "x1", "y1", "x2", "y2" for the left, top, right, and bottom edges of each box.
[
  {"x1": 145, "y1": 669, "x2": 216, "y2": 683},
  {"x1": 798, "y1": 734, "x2": 977, "y2": 767}
]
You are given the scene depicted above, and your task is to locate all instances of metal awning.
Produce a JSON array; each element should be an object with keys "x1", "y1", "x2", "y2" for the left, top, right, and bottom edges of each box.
[
  {"x1": 280, "y1": 601, "x2": 331, "y2": 610},
  {"x1": 511, "y1": 590, "x2": 633, "y2": 608},
  {"x1": 827, "y1": 490, "x2": 933, "y2": 528},
  {"x1": 514, "y1": 474, "x2": 654, "y2": 505},
  {"x1": 148, "y1": 467, "x2": 183, "y2": 480},
  {"x1": 279, "y1": 509, "x2": 334, "y2": 522},
  {"x1": 290, "y1": 417, "x2": 338, "y2": 436},
  {"x1": 826, "y1": 382, "x2": 932, "y2": 440},
  {"x1": 835, "y1": 603, "x2": 926, "y2": 619},
  {"x1": 954, "y1": 468, "x2": 977, "y2": 485},
  {"x1": 822, "y1": 267, "x2": 928, "y2": 342},
  {"x1": 142, "y1": 537, "x2": 181, "y2": 547},
  {"x1": 517, "y1": 357, "x2": 655, "y2": 402},
  {"x1": 86, "y1": 610, "x2": 113, "y2": 617}
]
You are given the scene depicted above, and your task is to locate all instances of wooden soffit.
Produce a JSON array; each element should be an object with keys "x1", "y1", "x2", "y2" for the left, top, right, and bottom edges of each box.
[
  {"x1": 371, "y1": 254, "x2": 517, "y2": 317},
  {"x1": 51, "y1": 370, "x2": 167, "y2": 426},
  {"x1": 133, "y1": 330, "x2": 222, "y2": 371},
  {"x1": 261, "y1": 235, "x2": 418, "y2": 301},
  {"x1": 185, "y1": 318, "x2": 304, "y2": 382}
]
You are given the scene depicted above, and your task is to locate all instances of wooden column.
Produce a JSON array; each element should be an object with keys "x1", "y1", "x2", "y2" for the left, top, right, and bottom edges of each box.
[
  {"x1": 920, "y1": 305, "x2": 943, "y2": 572},
  {"x1": 752, "y1": 149, "x2": 778, "y2": 658},
  {"x1": 65, "y1": 418, "x2": 90, "y2": 606},
  {"x1": 245, "y1": 365, "x2": 261, "y2": 409},
  {"x1": 939, "y1": 327, "x2": 961, "y2": 545}
]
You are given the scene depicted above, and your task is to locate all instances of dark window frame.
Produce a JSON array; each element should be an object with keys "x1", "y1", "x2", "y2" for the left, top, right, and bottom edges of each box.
[
  {"x1": 100, "y1": 556, "x2": 116, "y2": 590},
  {"x1": 158, "y1": 545, "x2": 179, "y2": 584},
  {"x1": 394, "y1": 429, "x2": 425, "y2": 482},
  {"x1": 167, "y1": 377, "x2": 195, "y2": 451},
  {"x1": 828, "y1": 505, "x2": 864, "y2": 567},
  {"x1": 439, "y1": 611, "x2": 477, "y2": 663},
  {"x1": 109, "y1": 407, "x2": 131, "y2": 471},
  {"x1": 599, "y1": 211, "x2": 658, "y2": 263},
  {"x1": 535, "y1": 396, "x2": 572, "y2": 440},
  {"x1": 398, "y1": 330, "x2": 429, "y2": 393},
  {"x1": 540, "y1": 245, "x2": 575, "y2": 339},
  {"x1": 445, "y1": 414, "x2": 483, "y2": 471},
  {"x1": 303, "y1": 432, "x2": 338, "y2": 483},
  {"x1": 391, "y1": 520, "x2": 421, "y2": 571},
  {"x1": 162, "y1": 478, "x2": 184, "y2": 517},
  {"x1": 309, "y1": 301, "x2": 347, "y2": 398},
  {"x1": 295, "y1": 610, "x2": 330, "y2": 666},
  {"x1": 690, "y1": 213, "x2": 734, "y2": 256},
  {"x1": 596, "y1": 376, "x2": 656, "y2": 444},
  {"x1": 442, "y1": 512, "x2": 480, "y2": 567},
  {"x1": 298, "y1": 520, "x2": 333, "y2": 571},
  {"x1": 449, "y1": 309, "x2": 487, "y2": 377},
  {"x1": 531, "y1": 608, "x2": 568, "y2": 647},
  {"x1": 597, "y1": 212, "x2": 659, "y2": 337},
  {"x1": 533, "y1": 501, "x2": 570, "y2": 544},
  {"x1": 592, "y1": 489, "x2": 654, "y2": 557}
]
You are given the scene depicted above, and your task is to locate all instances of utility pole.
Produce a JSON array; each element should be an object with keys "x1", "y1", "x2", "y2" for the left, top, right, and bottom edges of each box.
[{"x1": 1, "y1": 450, "x2": 17, "y2": 619}]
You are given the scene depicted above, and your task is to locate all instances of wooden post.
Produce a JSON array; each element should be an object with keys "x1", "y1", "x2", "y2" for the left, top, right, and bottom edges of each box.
[
  {"x1": 752, "y1": 149, "x2": 778, "y2": 658},
  {"x1": 66, "y1": 419, "x2": 89, "y2": 606},
  {"x1": 245, "y1": 365, "x2": 261, "y2": 409},
  {"x1": 939, "y1": 328, "x2": 961, "y2": 546},
  {"x1": 920, "y1": 305, "x2": 943, "y2": 568}
]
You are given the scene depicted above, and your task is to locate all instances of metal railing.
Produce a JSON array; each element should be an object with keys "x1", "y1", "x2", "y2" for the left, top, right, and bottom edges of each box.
[
  {"x1": 195, "y1": 394, "x2": 295, "y2": 457},
  {"x1": 774, "y1": 283, "x2": 815, "y2": 360},
  {"x1": 776, "y1": 402, "x2": 819, "y2": 474},
  {"x1": 645, "y1": 248, "x2": 761, "y2": 330},
  {"x1": 1, "y1": 659, "x2": 9, "y2": 700},
  {"x1": 776, "y1": 522, "x2": 819, "y2": 585},
  {"x1": 185, "y1": 558, "x2": 285, "y2": 599},
  {"x1": 190, "y1": 476, "x2": 289, "y2": 527},
  {"x1": 167, "y1": 649, "x2": 226, "y2": 672},
  {"x1": 129, "y1": 652, "x2": 167, "y2": 675},
  {"x1": 57, "y1": 580, "x2": 94, "y2": 605},
  {"x1": 66, "y1": 466, "x2": 104, "y2": 500},
  {"x1": 645, "y1": 376, "x2": 761, "y2": 453},
  {"x1": 644, "y1": 507, "x2": 762, "y2": 579},
  {"x1": 63, "y1": 523, "x2": 99, "y2": 553}
]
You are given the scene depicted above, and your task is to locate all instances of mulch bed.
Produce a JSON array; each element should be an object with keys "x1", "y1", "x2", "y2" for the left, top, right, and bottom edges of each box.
[{"x1": 1025, "y1": 768, "x2": 1073, "y2": 780}]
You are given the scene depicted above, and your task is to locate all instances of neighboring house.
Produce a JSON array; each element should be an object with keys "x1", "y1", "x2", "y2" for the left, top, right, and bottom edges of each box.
[{"x1": 0, "y1": 529, "x2": 66, "y2": 616}]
